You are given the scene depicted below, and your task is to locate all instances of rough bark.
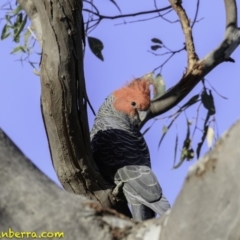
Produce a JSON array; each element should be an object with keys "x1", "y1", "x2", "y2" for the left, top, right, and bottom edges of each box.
[
  {"x1": 17, "y1": 0, "x2": 131, "y2": 217},
  {"x1": 1, "y1": 120, "x2": 240, "y2": 239}
]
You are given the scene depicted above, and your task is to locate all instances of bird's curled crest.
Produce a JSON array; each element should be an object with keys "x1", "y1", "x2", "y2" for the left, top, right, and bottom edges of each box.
[{"x1": 113, "y1": 74, "x2": 153, "y2": 117}]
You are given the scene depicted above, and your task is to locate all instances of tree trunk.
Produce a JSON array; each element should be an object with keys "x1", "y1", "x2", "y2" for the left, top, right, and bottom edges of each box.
[{"x1": 18, "y1": 0, "x2": 131, "y2": 217}]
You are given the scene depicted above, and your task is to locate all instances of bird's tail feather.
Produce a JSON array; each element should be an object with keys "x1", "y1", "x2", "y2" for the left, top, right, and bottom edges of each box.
[
  {"x1": 130, "y1": 204, "x2": 155, "y2": 221},
  {"x1": 124, "y1": 186, "x2": 170, "y2": 219},
  {"x1": 149, "y1": 194, "x2": 170, "y2": 216}
]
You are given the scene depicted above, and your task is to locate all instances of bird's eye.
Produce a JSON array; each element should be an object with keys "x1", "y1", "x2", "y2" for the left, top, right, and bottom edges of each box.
[{"x1": 131, "y1": 102, "x2": 136, "y2": 106}]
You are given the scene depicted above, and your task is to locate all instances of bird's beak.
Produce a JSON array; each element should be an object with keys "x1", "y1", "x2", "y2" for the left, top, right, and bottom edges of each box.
[{"x1": 137, "y1": 110, "x2": 148, "y2": 122}]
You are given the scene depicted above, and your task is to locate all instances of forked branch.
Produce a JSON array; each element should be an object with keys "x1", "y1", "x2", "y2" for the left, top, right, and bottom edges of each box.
[
  {"x1": 169, "y1": 0, "x2": 198, "y2": 70},
  {"x1": 141, "y1": 0, "x2": 240, "y2": 127}
]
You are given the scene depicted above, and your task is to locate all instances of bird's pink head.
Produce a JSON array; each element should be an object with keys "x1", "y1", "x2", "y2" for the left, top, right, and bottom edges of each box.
[{"x1": 113, "y1": 78, "x2": 151, "y2": 117}]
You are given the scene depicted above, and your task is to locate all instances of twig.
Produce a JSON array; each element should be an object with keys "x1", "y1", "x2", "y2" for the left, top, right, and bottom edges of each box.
[
  {"x1": 83, "y1": 5, "x2": 172, "y2": 20},
  {"x1": 191, "y1": 0, "x2": 200, "y2": 28},
  {"x1": 115, "y1": 15, "x2": 161, "y2": 26},
  {"x1": 191, "y1": 102, "x2": 202, "y2": 139},
  {"x1": 169, "y1": 0, "x2": 198, "y2": 70},
  {"x1": 151, "y1": 46, "x2": 185, "y2": 72}
]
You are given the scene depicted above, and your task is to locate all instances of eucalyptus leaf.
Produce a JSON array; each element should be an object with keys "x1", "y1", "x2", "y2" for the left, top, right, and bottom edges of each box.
[
  {"x1": 12, "y1": 5, "x2": 22, "y2": 16},
  {"x1": 162, "y1": 126, "x2": 168, "y2": 134},
  {"x1": 173, "y1": 133, "x2": 179, "y2": 167},
  {"x1": 186, "y1": 148, "x2": 194, "y2": 160},
  {"x1": 197, "y1": 125, "x2": 209, "y2": 158},
  {"x1": 88, "y1": 37, "x2": 104, "y2": 61},
  {"x1": 151, "y1": 38, "x2": 163, "y2": 44},
  {"x1": 1, "y1": 24, "x2": 10, "y2": 40},
  {"x1": 24, "y1": 29, "x2": 31, "y2": 46},
  {"x1": 10, "y1": 45, "x2": 26, "y2": 54},
  {"x1": 173, "y1": 119, "x2": 192, "y2": 168},
  {"x1": 13, "y1": 14, "x2": 27, "y2": 43},
  {"x1": 151, "y1": 45, "x2": 162, "y2": 51},
  {"x1": 5, "y1": 15, "x2": 12, "y2": 24},
  {"x1": 181, "y1": 94, "x2": 199, "y2": 110},
  {"x1": 201, "y1": 89, "x2": 216, "y2": 115}
]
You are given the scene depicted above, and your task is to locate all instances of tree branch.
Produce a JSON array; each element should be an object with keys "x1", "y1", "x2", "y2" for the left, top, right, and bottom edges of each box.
[
  {"x1": 191, "y1": 0, "x2": 200, "y2": 28},
  {"x1": 83, "y1": 5, "x2": 172, "y2": 33},
  {"x1": 18, "y1": 0, "x2": 42, "y2": 47},
  {"x1": 83, "y1": 5, "x2": 172, "y2": 20},
  {"x1": 169, "y1": 0, "x2": 198, "y2": 70},
  {"x1": 141, "y1": 0, "x2": 240, "y2": 127},
  {"x1": 1, "y1": 119, "x2": 240, "y2": 239},
  {"x1": 17, "y1": 0, "x2": 131, "y2": 217},
  {"x1": 224, "y1": 0, "x2": 237, "y2": 29}
]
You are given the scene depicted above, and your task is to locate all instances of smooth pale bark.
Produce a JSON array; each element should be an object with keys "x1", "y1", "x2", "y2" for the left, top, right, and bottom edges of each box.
[
  {"x1": 0, "y1": 129, "x2": 133, "y2": 238},
  {"x1": 159, "y1": 120, "x2": 240, "y2": 240},
  {"x1": 1, "y1": 121, "x2": 240, "y2": 239}
]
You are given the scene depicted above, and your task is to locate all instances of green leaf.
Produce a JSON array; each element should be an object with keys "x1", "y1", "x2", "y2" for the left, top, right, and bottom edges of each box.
[
  {"x1": 5, "y1": 15, "x2": 12, "y2": 24},
  {"x1": 158, "y1": 95, "x2": 199, "y2": 151},
  {"x1": 1, "y1": 24, "x2": 10, "y2": 40},
  {"x1": 142, "y1": 126, "x2": 151, "y2": 136},
  {"x1": 158, "y1": 125, "x2": 169, "y2": 149},
  {"x1": 158, "y1": 120, "x2": 174, "y2": 148},
  {"x1": 2, "y1": 32, "x2": 11, "y2": 40},
  {"x1": 151, "y1": 45, "x2": 162, "y2": 51},
  {"x1": 151, "y1": 38, "x2": 163, "y2": 44},
  {"x1": 162, "y1": 126, "x2": 168, "y2": 134},
  {"x1": 88, "y1": 37, "x2": 104, "y2": 61},
  {"x1": 173, "y1": 133, "x2": 178, "y2": 167},
  {"x1": 12, "y1": 5, "x2": 22, "y2": 16},
  {"x1": 13, "y1": 14, "x2": 27, "y2": 43},
  {"x1": 173, "y1": 147, "x2": 187, "y2": 169},
  {"x1": 180, "y1": 94, "x2": 199, "y2": 110},
  {"x1": 184, "y1": 120, "x2": 191, "y2": 148},
  {"x1": 10, "y1": 45, "x2": 26, "y2": 54},
  {"x1": 196, "y1": 123, "x2": 209, "y2": 159},
  {"x1": 196, "y1": 111, "x2": 211, "y2": 159},
  {"x1": 15, "y1": 12, "x2": 23, "y2": 25},
  {"x1": 201, "y1": 89, "x2": 216, "y2": 115},
  {"x1": 173, "y1": 119, "x2": 191, "y2": 169},
  {"x1": 186, "y1": 148, "x2": 194, "y2": 160},
  {"x1": 24, "y1": 29, "x2": 31, "y2": 46}
]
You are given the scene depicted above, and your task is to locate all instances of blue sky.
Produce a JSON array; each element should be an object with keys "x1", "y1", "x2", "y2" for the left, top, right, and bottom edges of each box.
[{"x1": 0, "y1": 0, "x2": 239, "y2": 206}]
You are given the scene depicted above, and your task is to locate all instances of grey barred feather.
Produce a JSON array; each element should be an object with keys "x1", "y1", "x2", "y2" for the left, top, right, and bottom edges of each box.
[{"x1": 90, "y1": 92, "x2": 170, "y2": 220}]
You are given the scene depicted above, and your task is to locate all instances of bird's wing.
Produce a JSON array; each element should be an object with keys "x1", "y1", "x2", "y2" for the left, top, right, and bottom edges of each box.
[
  {"x1": 115, "y1": 165, "x2": 162, "y2": 202},
  {"x1": 115, "y1": 166, "x2": 170, "y2": 217},
  {"x1": 91, "y1": 128, "x2": 150, "y2": 181}
]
